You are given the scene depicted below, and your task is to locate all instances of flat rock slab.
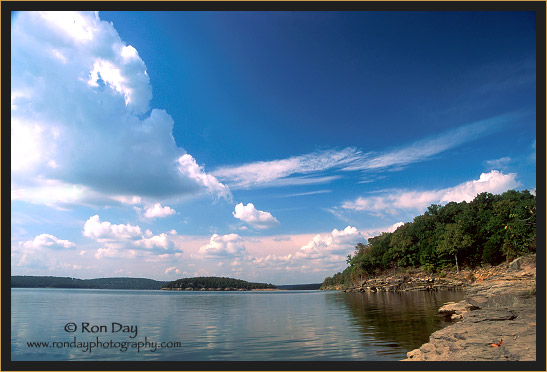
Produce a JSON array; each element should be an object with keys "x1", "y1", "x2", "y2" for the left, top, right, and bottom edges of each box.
[
  {"x1": 404, "y1": 254, "x2": 536, "y2": 361},
  {"x1": 438, "y1": 301, "x2": 479, "y2": 317}
]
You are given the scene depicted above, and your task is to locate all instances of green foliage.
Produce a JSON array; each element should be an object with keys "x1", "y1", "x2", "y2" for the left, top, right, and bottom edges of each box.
[
  {"x1": 11, "y1": 276, "x2": 167, "y2": 290},
  {"x1": 163, "y1": 276, "x2": 276, "y2": 290},
  {"x1": 323, "y1": 190, "x2": 536, "y2": 286}
]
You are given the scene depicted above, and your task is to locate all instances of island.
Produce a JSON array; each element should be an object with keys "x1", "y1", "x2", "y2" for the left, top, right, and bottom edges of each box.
[{"x1": 161, "y1": 276, "x2": 277, "y2": 291}]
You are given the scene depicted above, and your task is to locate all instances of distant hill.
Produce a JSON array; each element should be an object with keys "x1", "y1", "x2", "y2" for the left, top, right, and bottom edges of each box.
[
  {"x1": 275, "y1": 283, "x2": 322, "y2": 290},
  {"x1": 11, "y1": 276, "x2": 320, "y2": 291},
  {"x1": 162, "y1": 276, "x2": 276, "y2": 290},
  {"x1": 11, "y1": 276, "x2": 166, "y2": 290}
]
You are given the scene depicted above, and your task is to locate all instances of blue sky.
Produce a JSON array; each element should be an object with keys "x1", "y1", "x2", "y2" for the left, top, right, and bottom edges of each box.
[{"x1": 11, "y1": 11, "x2": 536, "y2": 284}]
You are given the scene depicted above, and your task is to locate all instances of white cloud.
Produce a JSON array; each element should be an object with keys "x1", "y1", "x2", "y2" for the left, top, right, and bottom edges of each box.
[
  {"x1": 297, "y1": 226, "x2": 364, "y2": 258},
  {"x1": 82, "y1": 215, "x2": 181, "y2": 259},
  {"x1": 95, "y1": 246, "x2": 133, "y2": 259},
  {"x1": 12, "y1": 234, "x2": 76, "y2": 267},
  {"x1": 144, "y1": 203, "x2": 176, "y2": 219},
  {"x1": 342, "y1": 114, "x2": 514, "y2": 172},
  {"x1": 177, "y1": 154, "x2": 232, "y2": 201},
  {"x1": 246, "y1": 224, "x2": 406, "y2": 280},
  {"x1": 165, "y1": 266, "x2": 181, "y2": 275},
  {"x1": 39, "y1": 11, "x2": 98, "y2": 43},
  {"x1": 281, "y1": 189, "x2": 332, "y2": 198},
  {"x1": 386, "y1": 221, "x2": 405, "y2": 233},
  {"x1": 342, "y1": 170, "x2": 520, "y2": 213},
  {"x1": 11, "y1": 11, "x2": 230, "y2": 207},
  {"x1": 211, "y1": 114, "x2": 512, "y2": 191},
  {"x1": 21, "y1": 234, "x2": 75, "y2": 250},
  {"x1": 11, "y1": 178, "x2": 144, "y2": 209},
  {"x1": 213, "y1": 148, "x2": 361, "y2": 189},
  {"x1": 136, "y1": 233, "x2": 172, "y2": 250},
  {"x1": 198, "y1": 233, "x2": 248, "y2": 258},
  {"x1": 83, "y1": 215, "x2": 142, "y2": 241},
  {"x1": 249, "y1": 226, "x2": 366, "y2": 277},
  {"x1": 233, "y1": 203, "x2": 280, "y2": 229},
  {"x1": 484, "y1": 157, "x2": 512, "y2": 170}
]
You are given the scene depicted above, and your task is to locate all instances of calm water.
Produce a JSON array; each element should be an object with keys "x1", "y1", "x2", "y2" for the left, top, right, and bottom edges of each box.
[{"x1": 11, "y1": 288, "x2": 464, "y2": 361}]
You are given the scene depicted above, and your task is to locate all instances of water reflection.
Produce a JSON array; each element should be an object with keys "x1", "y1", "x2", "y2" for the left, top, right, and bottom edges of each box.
[
  {"x1": 333, "y1": 290, "x2": 465, "y2": 356},
  {"x1": 12, "y1": 288, "x2": 464, "y2": 361}
]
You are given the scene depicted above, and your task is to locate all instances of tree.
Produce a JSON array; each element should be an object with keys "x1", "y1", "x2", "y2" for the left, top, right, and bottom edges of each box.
[{"x1": 436, "y1": 222, "x2": 473, "y2": 271}]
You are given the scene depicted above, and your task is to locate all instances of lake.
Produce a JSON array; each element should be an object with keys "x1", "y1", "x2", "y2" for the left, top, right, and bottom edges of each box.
[{"x1": 11, "y1": 288, "x2": 464, "y2": 361}]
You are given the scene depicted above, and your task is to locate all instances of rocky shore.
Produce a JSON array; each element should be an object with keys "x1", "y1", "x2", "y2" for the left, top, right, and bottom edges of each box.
[
  {"x1": 340, "y1": 267, "x2": 477, "y2": 293},
  {"x1": 404, "y1": 254, "x2": 536, "y2": 361}
]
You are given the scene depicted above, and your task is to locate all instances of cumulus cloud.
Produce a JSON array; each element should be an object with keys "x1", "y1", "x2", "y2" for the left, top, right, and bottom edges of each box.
[
  {"x1": 297, "y1": 226, "x2": 364, "y2": 258},
  {"x1": 342, "y1": 170, "x2": 520, "y2": 213},
  {"x1": 83, "y1": 215, "x2": 142, "y2": 241},
  {"x1": 11, "y1": 11, "x2": 230, "y2": 206},
  {"x1": 82, "y1": 215, "x2": 181, "y2": 259},
  {"x1": 233, "y1": 203, "x2": 280, "y2": 229},
  {"x1": 165, "y1": 266, "x2": 181, "y2": 275},
  {"x1": 251, "y1": 254, "x2": 294, "y2": 269},
  {"x1": 144, "y1": 203, "x2": 176, "y2": 219},
  {"x1": 135, "y1": 233, "x2": 173, "y2": 250},
  {"x1": 252, "y1": 224, "x2": 408, "y2": 279},
  {"x1": 11, "y1": 179, "x2": 144, "y2": 209},
  {"x1": 198, "y1": 233, "x2": 248, "y2": 258},
  {"x1": 251, "y1": 226, "x2": 366, "y2": 276},
  {"x1": 12, "y1": 234, "x2": 76, "y2": 267},
  {"x1": 19, "y1": 234, "x2": 75, "y2": 250}
]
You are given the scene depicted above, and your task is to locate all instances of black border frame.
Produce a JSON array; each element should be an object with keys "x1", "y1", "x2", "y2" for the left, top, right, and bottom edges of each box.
[{"x1": 2, "y1": 1, "x2": 545, "y2": 371}]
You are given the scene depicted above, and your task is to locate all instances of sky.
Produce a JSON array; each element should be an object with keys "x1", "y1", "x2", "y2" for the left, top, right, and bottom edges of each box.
[{"x1": 10, "y1": 11, "x2": 537, "y2": 284}]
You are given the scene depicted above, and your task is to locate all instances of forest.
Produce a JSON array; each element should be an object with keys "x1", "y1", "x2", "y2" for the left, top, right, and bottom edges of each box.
[
  {"x1": 322, "y1": 190, "x2": 536, "y2": 289},
  {"x1": 11, "y1": 276, "x2": 167, "y2": 290},
  {"x1": 162, "y1": 276, "x2": 276, "y2": 290}
]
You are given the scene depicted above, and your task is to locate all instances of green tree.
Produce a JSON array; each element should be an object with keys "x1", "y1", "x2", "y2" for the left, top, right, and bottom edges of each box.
[{"x1": 437, "y1": 222, "x2": 473, "y2": 271}]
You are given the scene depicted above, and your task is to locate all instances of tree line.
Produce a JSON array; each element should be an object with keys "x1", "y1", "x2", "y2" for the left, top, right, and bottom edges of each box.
[
  {"x1": 11, "y1": 276, "x2": 167, "y2": 290},
  {"x1": 322, "y1": 190, "x2": 536, "y2": 288},
  {"x1": 163, "y1": 276, "x2": 276, "y2": 290}
]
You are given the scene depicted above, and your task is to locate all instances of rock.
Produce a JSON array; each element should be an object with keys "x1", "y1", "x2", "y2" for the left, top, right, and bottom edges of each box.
[
  {"x1": 507, "y1": 257, "x2": 522, "y2": 272},
  {"x1": 438, "y1": 301, "x2": 480, "y2": 319},
  {"x1": 403, "y1": 254, "x2": 536, "y2": 361}
]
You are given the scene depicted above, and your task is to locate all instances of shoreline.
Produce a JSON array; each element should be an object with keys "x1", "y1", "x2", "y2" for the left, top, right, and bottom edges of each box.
[
  {"x1": 160, "y1": 287, "x2": 280, "y2": 291},
  {"x1": 403, "y1": 254, "x2": 536, "y2": 361}
]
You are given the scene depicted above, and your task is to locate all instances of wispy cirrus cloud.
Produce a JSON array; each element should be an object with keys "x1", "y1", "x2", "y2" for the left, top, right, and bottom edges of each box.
[
  {"x1": 212, "y1": 114, "x2": 514, "y2": 190},
  {"x1": 484, "y1": 157, "x2": 512, "y2": 170},
  {"x1": 342, "y1": 114, "x2": 516, "y2": 172},
  {"x1": 281, "y1": 189, "x2": 332, "y2": 198},
  {"x1": 212, "y1": 148, "x2": 362, "y2": 189},
  {"x1": 341, "y1": 170, "x2": 520, "y2": 214}
]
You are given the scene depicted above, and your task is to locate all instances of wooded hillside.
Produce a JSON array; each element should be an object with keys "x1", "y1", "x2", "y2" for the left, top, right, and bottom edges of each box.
[{"x1": 322, "y1": 190, "x2": 536, "y2": 289}]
